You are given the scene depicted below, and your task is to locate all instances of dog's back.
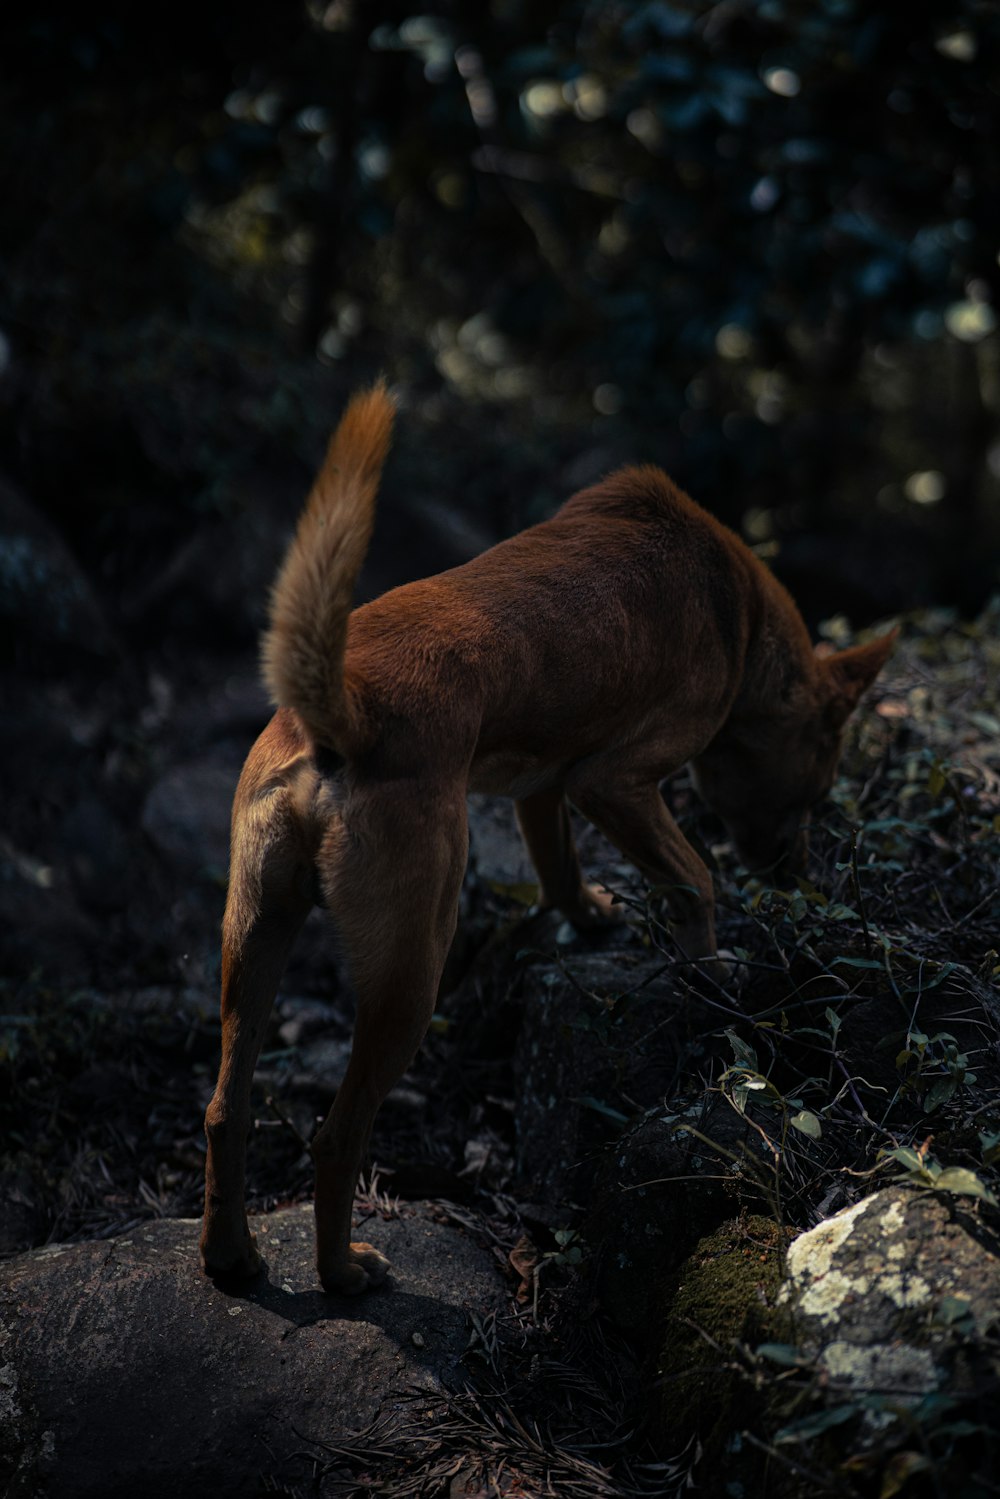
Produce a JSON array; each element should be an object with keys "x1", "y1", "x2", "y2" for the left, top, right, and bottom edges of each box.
[{"x1": 284, "y1": 448, "x2": 810, "y2": 798}]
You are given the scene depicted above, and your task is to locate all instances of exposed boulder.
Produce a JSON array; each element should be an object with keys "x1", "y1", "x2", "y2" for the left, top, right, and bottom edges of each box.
[
  {"x1": 0, "y1": 1202, "x2": 503, "y2": 1499},
  {"x1": 589, "y1": 1098, "x2": 777, "y2": 1335},
  {"x1": 513, "y1": 948, "x2": 685, "y2": 1204},
  {"x1": 779, "y1": 1184, "x2": 1000, "y2": 1410},
  {"x1": 652, "y1": 1214, "x2": 790, "y2": 1483},
  {"x1": 649, "y1": 1187, "x2": 1000, "y2": 1496}
]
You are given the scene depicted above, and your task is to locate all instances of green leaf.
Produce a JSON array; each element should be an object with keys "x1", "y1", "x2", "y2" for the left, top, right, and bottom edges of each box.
[
  {"x1": 731, "y1": 1074, "x2": 769, "y2": 1116},
  {"x1": 980, "y1": 1130, "x2": 1000, "y2": 1167},
  {"x1": 574, "y1": 1095, "x2": 629, "y2": 1126},
  {"x1": 933, "y1": 1167, "x2": 999, "y2": 1207},
  {"x1": 882, "y1": 1145, "x2": 924, "y2": 1172},
  {"x1": 775, "y1": 1403, "x2": 858, "y2": 1444},
  {"x1": 832, "y1": 955, "x2": 884, "y2": 970},
  {"x1": 790, "y1": 1109, "x2": 822, "y2": 1139},
  {"x1": 880, "y1": 1451, "x2": 933, "y2": 1498},
  {"x1": 794, "y1": 876, "x2": 826, "y2": 903},
  {"x1": 755, "y1": 1342, "x2": 807, "y2": 1366},
  {"x1": 724, "y1": 1028, "x2": 759, "y2": 1070},
  {"x1": 923, "y1": 1076, "x2": 956, "y2": 1112},
  {"x1": 918, "y1": 961, "x2": 957, "y2": 991}
]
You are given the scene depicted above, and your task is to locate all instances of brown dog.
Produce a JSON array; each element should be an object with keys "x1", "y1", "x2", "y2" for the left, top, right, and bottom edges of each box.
[{"x1": 199, "y1": 383, "x2": 895, "y2": 1294}]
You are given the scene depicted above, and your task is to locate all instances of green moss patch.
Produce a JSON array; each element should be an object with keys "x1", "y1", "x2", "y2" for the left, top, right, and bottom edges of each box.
[{"x1": 654, "y1": 1215, "x2": 794, "y2": 1489}]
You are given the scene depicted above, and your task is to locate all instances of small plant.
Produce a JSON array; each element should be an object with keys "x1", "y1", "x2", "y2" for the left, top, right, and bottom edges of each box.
[
  {"x1": 894, "y1": 1029, "x2": 978, "y2": 1112},
  {"x1": 880, "y1": 1138, "x2": 998, "y2": 1208}
]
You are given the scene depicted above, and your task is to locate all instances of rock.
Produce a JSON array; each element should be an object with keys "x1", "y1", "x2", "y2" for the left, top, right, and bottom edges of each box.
[
  {"x1": 651, "y1": 1215, "x2": 790, "y2": 1483},
  {"x1": 0, "y1": 478, "x2": 112, "y2": 668},
  {"x1": 0, "y1": 1203, "x2": 502, "y2": 1499},
  {"x1": 467, "y1": 794, "x2": 535, "y2": 890},
  {"x1": 466, "y1": 794, "x2": 626, "y2": 895},
  {"x1": 779, "y1": 1185, "x2": 1000, "y2": 1409},
  {"x1": 499, "y1": 931, "x2": 791, "y2": 1336},
  {"x1": 589, "y1": 1099, "x2": 777, "y2": 1335},
  {"x1": 449, "y1": 927, "x2": 774, "y2": 1332},
  {"x1": 514, "y1": 949, "x2": 675, "y2": 1203},
  {"x1": 117, "y1": 476, "x2": 299, "y2": 649},
  {"x1": 643, "y1": 1188, "x2": 1000, "y2": 1495},
  {"x1": 140, "y1": 754, "x2": 240, "y2": 880},
  {"x1": 511, "y1": 947, "x2": 725, "y2": 1205}
]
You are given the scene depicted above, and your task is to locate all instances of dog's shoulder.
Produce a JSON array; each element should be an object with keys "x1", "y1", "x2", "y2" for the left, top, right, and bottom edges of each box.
[{"x1": 557, "y1": 464, "x2": 719, "y2": 534}]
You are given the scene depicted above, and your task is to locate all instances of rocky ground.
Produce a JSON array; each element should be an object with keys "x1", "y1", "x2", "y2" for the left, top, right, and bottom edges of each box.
[{"x1": 3, "y1": 451, "x2": 1000, "y2": 1495}]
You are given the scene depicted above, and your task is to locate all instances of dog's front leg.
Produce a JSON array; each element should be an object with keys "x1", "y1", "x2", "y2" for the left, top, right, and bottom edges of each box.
[
  {"x1": 566, "y1": 771, "x2": 721, "y2": 970},
  {"x1": 515, "y1": 786, "x2": 622, "y2": 928}
]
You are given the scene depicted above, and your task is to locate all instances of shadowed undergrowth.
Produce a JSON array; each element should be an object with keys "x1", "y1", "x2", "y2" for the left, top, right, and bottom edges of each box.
[{"x1": 2, "y1": 604, "x2": 999, "y2": 1497}]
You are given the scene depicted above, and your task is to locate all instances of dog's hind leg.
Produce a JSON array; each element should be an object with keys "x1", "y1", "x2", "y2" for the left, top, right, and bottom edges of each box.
[
  {"x1": 200, "y1": 786, "x2": 311, "y2": 1280},
  {"x1": 311, "y1": 786, "x2": 467, "y2": 1294},
  {"x1": 515, "y1": 786, "x2": 622, "y2": 928}
]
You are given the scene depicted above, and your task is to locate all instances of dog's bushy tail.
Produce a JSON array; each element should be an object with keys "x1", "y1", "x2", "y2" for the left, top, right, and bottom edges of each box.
[{"x1": 261, "y1": 381, "x2": 394, "y2": 751}]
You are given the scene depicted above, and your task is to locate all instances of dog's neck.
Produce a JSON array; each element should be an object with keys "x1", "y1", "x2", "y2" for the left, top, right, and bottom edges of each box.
[{"x1": 721, "y1": 556, "x2": 820, "y2": 738}]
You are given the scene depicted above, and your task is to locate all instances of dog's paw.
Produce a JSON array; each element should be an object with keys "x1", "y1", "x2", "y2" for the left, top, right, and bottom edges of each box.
[
  {"x1": 319, "y1": 1241, "x2": 391, "y2": 1296},
  {"x1": 564, "y1": 883, "x2": 625, "y2": 931},
  {"x1": 200, "y1": 1229, "x2": 263, "y2": 1282}
]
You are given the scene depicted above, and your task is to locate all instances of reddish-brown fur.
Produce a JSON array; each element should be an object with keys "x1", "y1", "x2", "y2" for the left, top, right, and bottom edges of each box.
[{"x1": 200, "y1": 385, "x2": 895, "y2": 1294}]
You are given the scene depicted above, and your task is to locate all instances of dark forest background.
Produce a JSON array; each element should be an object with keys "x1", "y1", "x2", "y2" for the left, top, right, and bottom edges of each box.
[{"x1": 3, "y1": 0, "x2": 1000, "y2": 659}]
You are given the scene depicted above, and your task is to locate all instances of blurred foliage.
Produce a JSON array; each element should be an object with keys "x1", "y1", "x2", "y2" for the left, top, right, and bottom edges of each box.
[{"x1": 2, "y1": 0, "x2": 1000, "y2": 619}]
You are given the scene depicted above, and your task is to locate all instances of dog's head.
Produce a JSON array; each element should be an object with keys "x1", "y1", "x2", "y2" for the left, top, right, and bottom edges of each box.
[{"x1": 692, "y1": 630, "x2": 897, "y2": 877}]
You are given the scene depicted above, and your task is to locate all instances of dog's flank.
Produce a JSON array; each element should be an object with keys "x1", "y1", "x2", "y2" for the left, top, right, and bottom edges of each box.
[
  {"x1": 201, "y1": 384, "x2": 895, "y2": 1296},
  {"x1": 261, "y1": 380, "x2": 395, "y2": 753}
]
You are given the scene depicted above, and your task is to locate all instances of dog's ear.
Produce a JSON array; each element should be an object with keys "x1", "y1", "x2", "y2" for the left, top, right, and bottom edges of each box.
[{"x1": 821, "y1": 628, "x2": 898, "y2": 724}]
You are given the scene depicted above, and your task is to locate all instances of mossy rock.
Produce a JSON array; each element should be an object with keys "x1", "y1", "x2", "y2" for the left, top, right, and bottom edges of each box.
[
  {"x1": 653, "y1": 1215, "x2": 793, "y2": 1491},
  {"x1": 590, "y1": 1101, "x2": 778, "y2": 1336}
]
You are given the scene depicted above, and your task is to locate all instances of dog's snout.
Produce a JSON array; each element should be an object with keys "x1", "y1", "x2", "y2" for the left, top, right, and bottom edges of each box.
[{"x1": 730, "y1": 813, "x2": 809, "y2": 880}]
